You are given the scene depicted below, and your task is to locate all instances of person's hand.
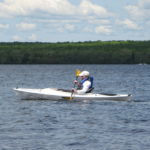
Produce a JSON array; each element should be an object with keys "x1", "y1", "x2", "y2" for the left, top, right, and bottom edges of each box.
[
  {"x1": 72, "y1": 88, "x2": 77, "y2": 93},
  {"x1": 74, "y1": 80, "x2": 78, "y2": 84}
]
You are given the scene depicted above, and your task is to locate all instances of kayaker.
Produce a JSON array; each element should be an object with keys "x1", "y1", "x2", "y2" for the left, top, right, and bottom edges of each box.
[{"x1": 72, "y1": 71, "x2": 94, "y2": 94}]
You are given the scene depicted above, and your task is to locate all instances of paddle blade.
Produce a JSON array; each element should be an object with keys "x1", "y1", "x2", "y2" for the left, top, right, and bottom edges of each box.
[
  {"x1": 76, "y1": 69, "x2": 81, "y2": 77},
  {"x1": 62, "y1": 97, "x2": 73, "y2": 100}
]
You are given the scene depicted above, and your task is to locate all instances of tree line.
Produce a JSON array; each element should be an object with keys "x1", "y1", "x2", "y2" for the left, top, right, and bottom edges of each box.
[{"x1": 0, "y1": 41, "x2": 150, "y2": 64}]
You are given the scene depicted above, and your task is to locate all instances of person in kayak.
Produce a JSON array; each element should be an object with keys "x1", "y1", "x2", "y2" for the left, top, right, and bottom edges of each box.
[{"x1": 72, "y1": 71, "x2": 94, "y2": 94}]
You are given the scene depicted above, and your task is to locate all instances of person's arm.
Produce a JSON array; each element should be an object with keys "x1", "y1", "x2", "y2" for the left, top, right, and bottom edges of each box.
[
  {"x1": 74, "y1": 80, "x2": 82, "y2": 89},
  {"x1": 76, "y1": 81, "x2": 91, "y2": 94}
]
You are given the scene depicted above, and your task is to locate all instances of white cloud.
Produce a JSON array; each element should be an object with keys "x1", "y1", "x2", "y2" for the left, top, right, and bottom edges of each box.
[
  {"x1": 57, "y1": 24, "x2": 75, "y2": 32},
  {"x1": 146, "y1": 20, "x2": 150, "y2": 25},
  {"x1": 0, "y1": 0, "x2": 76, "y2": 17},
  {"x1": 0, "y1": 0, "x2": 113, "y2": 18},
  {"x1": 79, "y1": 0, "x2": 113, "y2": 17},
  {"x1": 138, "y1": 0, "x2": 150, "y2": 9},
  {"x1": 64, "y1": 24, "x2": 75, "y2": 31},
  {"x1": 44, "y1": 19, "x2": 80, "y2": 24},
  {"x1": 0, "y1": 24, "x2": 9, "y2": 29},
  {"x1": 125, "y1": 5, "x2": 143, "y2": 19},
  {"x1": 28, "y1": 34, "x2": 37, "y2": 41},
  {"x1": 88, "y1": 19, "x2": 110, "y2": 25},
  {"x1": 116, "y1": 19, "x2": 141, "y2": 30},
  {"x1": 83, "y1": 26, "x2": 93, "y2": 33},
  {"x1": 16, "y1": 22, "x2": 36, "y2": 30},
  {"x1": 125, "y1": 0, "x2": 150, "y2": 20},
  {"x1": 12, "y1": 35, "x2": 22, "y2": 41},
  {"x1": 95, "y1": 25, "x2": 112, "y2": 35},
  {"x1": 57, "y1": 27, "x2": 64, "y2": 33}
]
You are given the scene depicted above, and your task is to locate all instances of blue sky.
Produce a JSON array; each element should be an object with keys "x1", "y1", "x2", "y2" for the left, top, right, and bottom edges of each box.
[{"x1": 0, "y1": 0, "x2": 150, "y2": 42}]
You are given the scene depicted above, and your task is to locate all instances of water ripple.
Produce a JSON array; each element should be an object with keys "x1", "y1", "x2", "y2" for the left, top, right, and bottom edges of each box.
[{"x1": 0, "y1": 64, "x2": 150, "y2": 150}]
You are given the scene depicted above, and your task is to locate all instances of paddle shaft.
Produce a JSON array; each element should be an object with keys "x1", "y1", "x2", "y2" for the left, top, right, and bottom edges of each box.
[
  {"x1": 70, "y1": 69, "x2": 81, "y2": 100},
  {"x1": 70, "y1": 76, "x2": 78, "y2": 99}
]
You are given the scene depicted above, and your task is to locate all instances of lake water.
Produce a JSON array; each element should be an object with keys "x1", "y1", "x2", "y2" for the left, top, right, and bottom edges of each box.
[{"x1": 0, "y1": 64, "x2": 150, "y2": 150}]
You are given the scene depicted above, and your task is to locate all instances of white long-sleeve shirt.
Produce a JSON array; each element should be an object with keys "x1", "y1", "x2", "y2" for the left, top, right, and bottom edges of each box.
[{"x1": 76, "y1": 80, "x2": 91, "y2": 94}]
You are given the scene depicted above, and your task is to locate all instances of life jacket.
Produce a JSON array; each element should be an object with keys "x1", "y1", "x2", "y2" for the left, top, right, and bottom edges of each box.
[{"x1": 78, "y1": 76, "x2": 94, "y2": 92}]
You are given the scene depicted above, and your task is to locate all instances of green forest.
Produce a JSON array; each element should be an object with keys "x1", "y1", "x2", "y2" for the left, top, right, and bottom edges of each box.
[{"x1": 0, "y1": 41, "x2": 150, "y2": 64}]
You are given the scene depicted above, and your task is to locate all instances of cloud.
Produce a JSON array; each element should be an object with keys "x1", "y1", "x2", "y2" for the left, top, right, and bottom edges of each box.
[
  {"x1": 138, "y1": 0, "x2": 150, "y2": 9},
  {"x1": 0, "y1": 0, "x2": 76, "y2": 17},
  {"x1": 88, "y1": 19, "x2": 110, "y2": 25},
  {"x1": 146, "y1": 20, "x2": 150, "y2": 25},
  {"x1": 0, "y1": 0, "x2": 113, "y2": 18},
  {"x1": 116, "y1": 19, "x2": 141, "y2": 30},
  {"x1": 95, "y1": 25, "x2": 112, "y2": 35},
  {"x1": 64, "y1": 24, "x2": 75, "y2": 31},
  {"x1": 83, "y1": 26, "x2": 93, "y2": 33},
  {"x1": 125, "y1": 0, "x2": 150, "y2": 20},
  {"x1": 0, "y1": 24, "x2": 9, "y2": 29},
  {"x1": 57, "y1": 24, "x2": 75, "y2": 32},
  {"x1": 12, "y1": 35, "x2": 22, "y2": 41},
  {"x1": 28, "y1": 34, "x2": 37, "y2": 41},
  {"x1": 16, "y1": 22, "x2": 36, "y2": 30},
  {"x1": 41, "y1": 19, "x2": 80, "y2": 24},
  {"x1": 125, "y1": 5, "x2": 143, "y2": 19},
  {"x1": 79, "y1": 0, "x2": 113, "y2": 17}
]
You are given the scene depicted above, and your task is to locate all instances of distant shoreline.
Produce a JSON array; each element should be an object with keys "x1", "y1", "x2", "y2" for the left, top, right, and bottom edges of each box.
[{"x1": 0, "y1": 41, "x2": 150, "y2": 64}]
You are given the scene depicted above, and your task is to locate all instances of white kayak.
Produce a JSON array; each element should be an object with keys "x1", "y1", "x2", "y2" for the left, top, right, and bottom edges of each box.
[{"x1": 13, "y1": 88, "x2": 132, "y2": 101}]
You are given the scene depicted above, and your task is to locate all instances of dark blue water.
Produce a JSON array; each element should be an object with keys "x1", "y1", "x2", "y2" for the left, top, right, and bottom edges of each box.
[{"x1": 0, "y1": 65, "x2": 150, "y2": 150}]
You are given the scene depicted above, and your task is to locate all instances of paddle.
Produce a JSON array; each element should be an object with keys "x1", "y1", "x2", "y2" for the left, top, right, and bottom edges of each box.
[
  {"x1": 70, "y1": 69, "x2": 81, "y2": 100},
  {"x1": 62, "y1": 69, "x2": 81, "y2": 100}
]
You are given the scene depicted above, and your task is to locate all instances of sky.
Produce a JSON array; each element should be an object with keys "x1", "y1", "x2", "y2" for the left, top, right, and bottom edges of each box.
[{"x1": 0, "y1": 0, "x2": 150, "y2": 42}]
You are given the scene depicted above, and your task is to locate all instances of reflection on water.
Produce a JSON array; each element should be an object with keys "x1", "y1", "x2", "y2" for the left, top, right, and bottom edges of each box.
[{"x1": 0, "y1": 64, "x2": 150, "y2": 150}]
